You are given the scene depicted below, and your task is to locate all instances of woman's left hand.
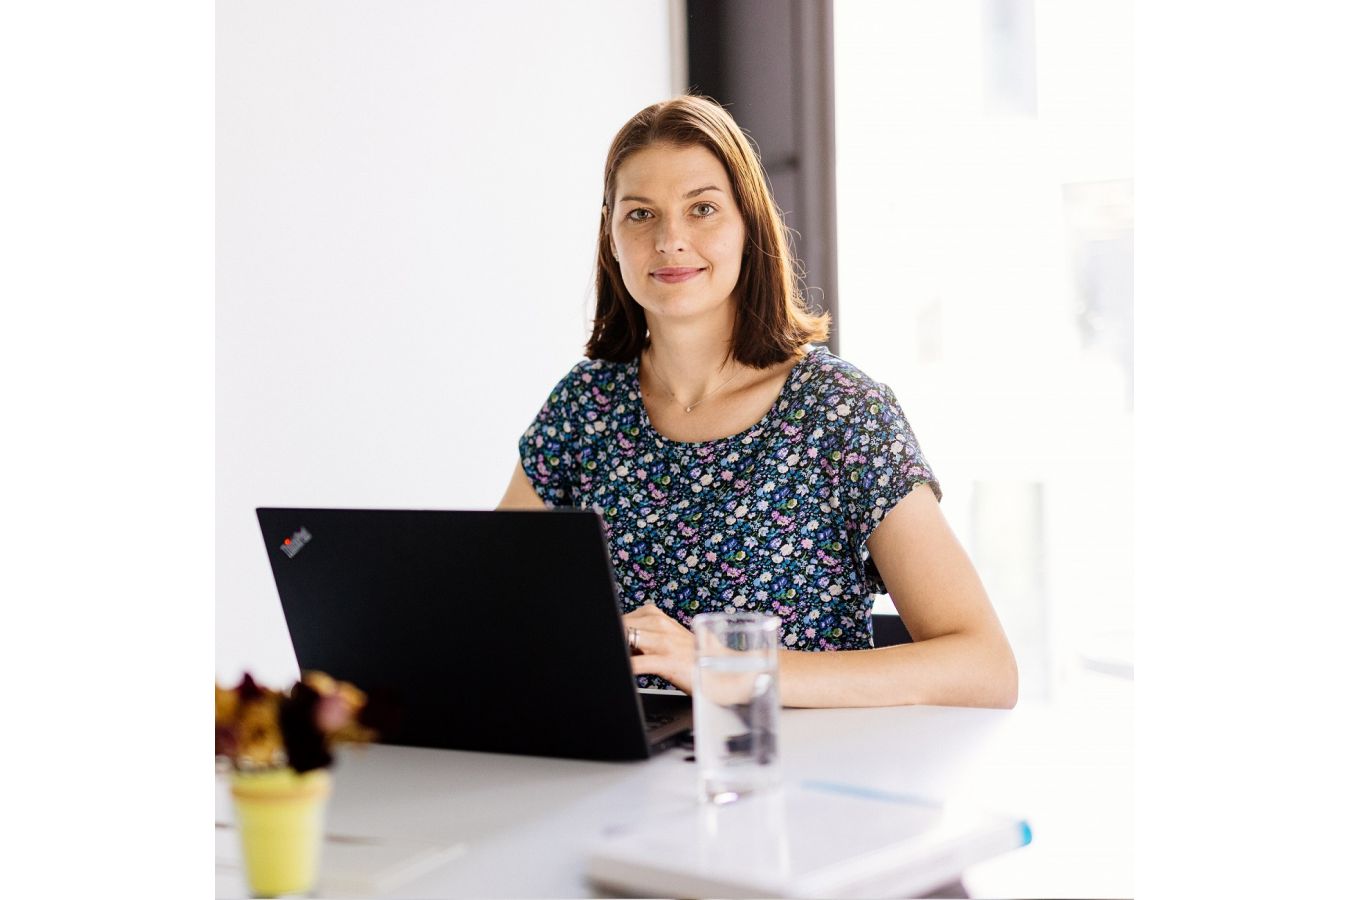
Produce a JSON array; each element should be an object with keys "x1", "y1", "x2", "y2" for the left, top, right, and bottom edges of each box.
[{"x1": 622, "y1": 602, "x2": 697, "y2": 694}]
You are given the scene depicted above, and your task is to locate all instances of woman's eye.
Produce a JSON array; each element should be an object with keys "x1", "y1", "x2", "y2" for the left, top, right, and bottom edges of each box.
[
  {"x1": 692, "y1": 202, "x2": 716, "y2": 217},
  {"x1": 626, "y1": 209, "x2": 653, "y2": 222}
]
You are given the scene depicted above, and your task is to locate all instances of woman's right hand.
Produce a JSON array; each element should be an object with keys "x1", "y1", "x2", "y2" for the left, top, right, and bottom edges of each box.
[{"x1": 623, "y1": 602, "x2": 697, "y2": 694}]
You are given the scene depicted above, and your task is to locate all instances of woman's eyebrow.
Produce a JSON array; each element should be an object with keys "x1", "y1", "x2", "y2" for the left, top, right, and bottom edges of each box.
[
  {"x1": 618, "y1": 185, "x2": 725, "y2": 203},
  {"x1": 682, "y1": 185, "x2": 723, "y2": 198}
]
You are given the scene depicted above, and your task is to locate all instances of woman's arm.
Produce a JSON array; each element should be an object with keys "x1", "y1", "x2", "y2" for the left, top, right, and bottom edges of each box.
[
  {"x1": 497, "y1": 460, "x2": 547, "y2": 510},
  {"x1": 778, "y1": 483, "x2": 1017, "y2": 708},
  {"x1": 625, "y1": 483, "x2": 1018, "y2": 709}
]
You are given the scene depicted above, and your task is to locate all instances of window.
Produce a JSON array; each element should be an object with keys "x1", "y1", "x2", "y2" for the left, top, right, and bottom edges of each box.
[{"x1": 835, "y1": 0, "x2": 1133, "y2": 700}]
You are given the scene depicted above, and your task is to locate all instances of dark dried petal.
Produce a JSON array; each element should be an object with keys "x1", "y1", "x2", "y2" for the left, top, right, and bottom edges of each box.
[
  {"x1": 215, "y1": 724, "x2": 238, "y2": 760},
  {"x1": 237, "y1": 672, "x2": 265, "y2": 702},
  {"x1": 279, "y1": 682, "x2": 331, "y2": 773}
]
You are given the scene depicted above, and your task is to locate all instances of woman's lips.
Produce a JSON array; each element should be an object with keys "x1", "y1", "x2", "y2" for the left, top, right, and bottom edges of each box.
[{"x1": 651, "y1": 267, "x2": 705, "y2": 284}]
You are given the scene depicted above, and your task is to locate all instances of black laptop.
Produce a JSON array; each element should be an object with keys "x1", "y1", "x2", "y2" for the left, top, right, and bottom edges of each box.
[{"x1": 256, "y1": 507, "x2": 692, "y2": 761}]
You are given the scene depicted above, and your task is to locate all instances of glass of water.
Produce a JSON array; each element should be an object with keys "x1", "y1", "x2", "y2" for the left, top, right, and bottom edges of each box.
[{"x1": 692, "y1": 612, "x2": 782, "y2": 804}]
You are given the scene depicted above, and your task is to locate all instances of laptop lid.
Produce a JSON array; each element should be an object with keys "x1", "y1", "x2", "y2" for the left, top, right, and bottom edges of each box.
[{"x1": 256, "y1": 507, "x2": 688, "y2": 762}]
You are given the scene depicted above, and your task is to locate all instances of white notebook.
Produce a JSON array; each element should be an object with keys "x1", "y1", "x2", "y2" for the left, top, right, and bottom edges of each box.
[{"x1": 586, "y1": 780, "x2": 1031, "y2": 899}]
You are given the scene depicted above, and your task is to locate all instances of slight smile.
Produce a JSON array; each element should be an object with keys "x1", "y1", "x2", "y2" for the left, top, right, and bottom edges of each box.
[{"x1": 651, "y1": 267, "x2": 706, "y2": 284}]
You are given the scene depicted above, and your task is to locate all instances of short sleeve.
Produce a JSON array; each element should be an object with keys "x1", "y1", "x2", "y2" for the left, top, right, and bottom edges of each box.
[
  {"x1": 841, "y1": 382, "x2": 941, "y2": 577},
  {"x1": 517, "y1": 367, "x2": 582, "y2": 507}
]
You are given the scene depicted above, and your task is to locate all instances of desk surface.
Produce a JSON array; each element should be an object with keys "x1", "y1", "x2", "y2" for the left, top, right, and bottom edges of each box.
[{"x1": 216, "y1": 702, "x2": 1114, "y2": 898}]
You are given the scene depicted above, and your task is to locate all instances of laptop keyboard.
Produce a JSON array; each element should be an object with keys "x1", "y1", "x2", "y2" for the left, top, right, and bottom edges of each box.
[{"x1": 643, "y1": 711, "x2": 677, "y2": 732}]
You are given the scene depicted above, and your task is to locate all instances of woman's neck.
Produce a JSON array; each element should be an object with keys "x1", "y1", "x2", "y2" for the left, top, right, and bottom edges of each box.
[{"x1": 643, "y1": 318, "x2": 742, "y2": 403}]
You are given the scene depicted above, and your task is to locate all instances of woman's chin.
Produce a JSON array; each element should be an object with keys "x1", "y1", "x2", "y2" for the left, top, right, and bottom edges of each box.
[{"x1": 634, "y1": 296, "x2": 734, "y2": 326}]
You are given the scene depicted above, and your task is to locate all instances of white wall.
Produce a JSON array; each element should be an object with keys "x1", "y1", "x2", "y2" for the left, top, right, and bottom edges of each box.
[{"x1": 217, "y1": 1, "x2": 676, "y2": 684}]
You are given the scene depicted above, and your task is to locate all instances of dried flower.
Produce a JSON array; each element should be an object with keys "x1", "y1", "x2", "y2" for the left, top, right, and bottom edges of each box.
[{"x1": 215, "y1": 671, "x2": 377, "y2": 773}]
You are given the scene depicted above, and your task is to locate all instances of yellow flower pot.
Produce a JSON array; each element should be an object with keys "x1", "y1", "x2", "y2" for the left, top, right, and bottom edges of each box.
[{"x1": 230, "y1": 768, "x2": 331, "y2": 897}]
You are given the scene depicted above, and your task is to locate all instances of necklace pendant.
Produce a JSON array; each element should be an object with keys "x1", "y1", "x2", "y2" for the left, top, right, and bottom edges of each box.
[{"x1": 684, "y1": 405, "x2": 694, "y2": 413}]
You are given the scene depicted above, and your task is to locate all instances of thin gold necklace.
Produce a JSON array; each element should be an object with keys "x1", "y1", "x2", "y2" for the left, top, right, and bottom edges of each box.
[{"x1": 643, "y1": 352, "x2": 740, "y2": 414}]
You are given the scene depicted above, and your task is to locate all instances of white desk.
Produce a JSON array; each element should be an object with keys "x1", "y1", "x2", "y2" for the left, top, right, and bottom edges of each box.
[{"x1": 216, "y1": 705, "x2": 1040, "y2": 898}]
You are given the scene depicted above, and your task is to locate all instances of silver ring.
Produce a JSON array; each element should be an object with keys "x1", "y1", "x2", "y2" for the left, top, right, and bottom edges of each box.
[{"x1": 627, "y1": 626, "x2": 640, "y2": 653}]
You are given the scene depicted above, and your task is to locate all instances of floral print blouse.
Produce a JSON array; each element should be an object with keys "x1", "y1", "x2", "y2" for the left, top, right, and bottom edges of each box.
[{"x1": 518, "y1": 345, "x2": 939, "y2": 680}]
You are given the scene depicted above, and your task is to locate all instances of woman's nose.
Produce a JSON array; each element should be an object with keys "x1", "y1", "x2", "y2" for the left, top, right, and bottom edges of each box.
[{"x1": 654, "y1": 217, "x2": 688, "y2": 254}]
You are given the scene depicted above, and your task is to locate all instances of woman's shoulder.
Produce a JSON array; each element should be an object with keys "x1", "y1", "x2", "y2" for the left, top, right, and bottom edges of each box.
[
  {"x1": 556, "y1": 356, "x2": 631, "y2": 381},
  {"x1": 542, "y1": 356, "x2": 636, "y2": 406},
  {"x1": 797, "y1": 347, "x2": 898, "y2": 405}
]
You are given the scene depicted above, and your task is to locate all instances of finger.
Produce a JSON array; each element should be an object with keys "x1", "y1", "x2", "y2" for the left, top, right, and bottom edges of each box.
[
  {"x1": 631, "y1": 623, "x2": 668, "y2": 657},
  {"x1": 626, "y1": 629, "x2": 642, "y2": 656},
  {"x1": 639, "y1": 628, "x2": 667, "y2": 656},
  {"x1": 629, "y1": 655, "x2": 665, "y2": 678},
  {"x1": 628, "y1": 643, "x2": 675, "y2": 674},
  {"x1": 629, "y1": 645, "x2": 694, "y2": 694}
]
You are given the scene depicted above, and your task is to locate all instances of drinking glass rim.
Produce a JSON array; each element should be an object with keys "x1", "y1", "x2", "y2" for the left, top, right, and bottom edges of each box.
[{"x1": 691, "y1": 611, "x2": 781, "y2": 631}]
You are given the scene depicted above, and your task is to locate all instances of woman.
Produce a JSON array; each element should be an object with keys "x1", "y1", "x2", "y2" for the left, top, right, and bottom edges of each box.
[{"x1": 500, "y1": 96, "x2": 1017, "y2": 709}]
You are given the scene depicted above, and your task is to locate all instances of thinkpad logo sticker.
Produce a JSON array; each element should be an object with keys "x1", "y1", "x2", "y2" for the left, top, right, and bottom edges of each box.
[{"x1": 281, "y1": 527, "x2": 312, "y2": 558}]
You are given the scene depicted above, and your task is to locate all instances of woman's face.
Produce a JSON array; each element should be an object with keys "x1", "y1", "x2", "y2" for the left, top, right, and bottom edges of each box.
[{"x1": 609, "y1": 142, "x2": 747, "y2": 328}]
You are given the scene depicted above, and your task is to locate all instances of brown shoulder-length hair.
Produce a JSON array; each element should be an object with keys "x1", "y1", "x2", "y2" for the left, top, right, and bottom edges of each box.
[{"x1": 586, "y1": 95, "x2": 830, "y2": 368}]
